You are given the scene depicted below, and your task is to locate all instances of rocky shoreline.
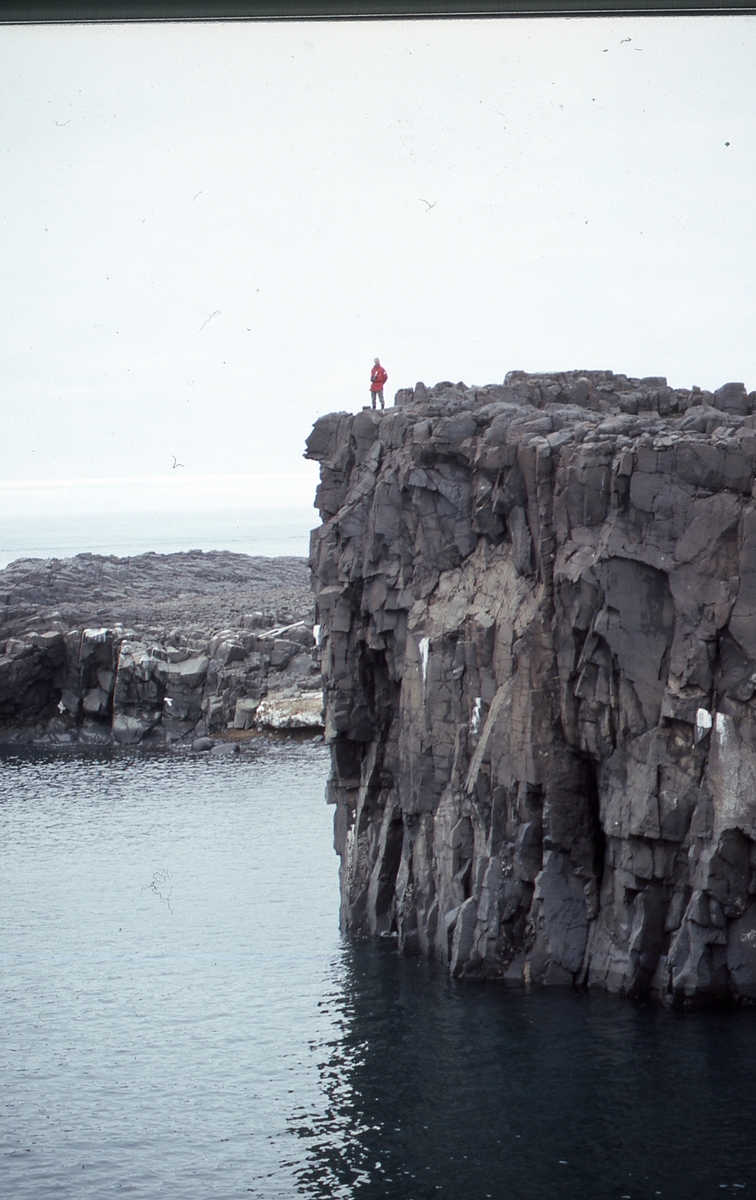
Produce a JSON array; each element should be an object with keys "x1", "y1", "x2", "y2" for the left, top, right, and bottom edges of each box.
[
  {"x1": 308, "y1": 369, "x2": 756, "y2": 1006},
  {"x1": 0, "y1": 550, "x2": 323, "y2": 748}
]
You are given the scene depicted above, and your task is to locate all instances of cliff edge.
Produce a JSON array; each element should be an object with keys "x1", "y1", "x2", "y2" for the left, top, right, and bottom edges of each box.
[{"x1": 307, "y1": 370, "x2": 756, "y2": 1005}]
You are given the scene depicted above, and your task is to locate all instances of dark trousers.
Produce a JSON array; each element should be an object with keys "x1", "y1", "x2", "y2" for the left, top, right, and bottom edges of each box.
[{"x1": 371, "y1": 390, "x2": 384, "y2": 409}]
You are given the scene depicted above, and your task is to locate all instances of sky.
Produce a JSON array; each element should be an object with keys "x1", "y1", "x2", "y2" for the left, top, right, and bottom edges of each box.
[{"x1": 1, "y1": 14, "x2": 755, "y2": 519}]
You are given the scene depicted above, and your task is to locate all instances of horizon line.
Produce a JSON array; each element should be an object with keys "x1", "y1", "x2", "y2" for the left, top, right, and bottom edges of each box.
[{"x1": 0, "y1": 471, "x2": 317, "y2": 492}]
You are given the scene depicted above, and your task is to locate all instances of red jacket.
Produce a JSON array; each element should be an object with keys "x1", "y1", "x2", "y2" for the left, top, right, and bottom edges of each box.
[{"x1": 370, "y1": 364, "x2": 388, "y2": 391}]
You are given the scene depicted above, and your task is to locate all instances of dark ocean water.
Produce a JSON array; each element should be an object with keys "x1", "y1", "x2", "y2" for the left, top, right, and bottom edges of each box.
[{"x1": 1, "y1": 741, "x2": 755, "y2": 1200}]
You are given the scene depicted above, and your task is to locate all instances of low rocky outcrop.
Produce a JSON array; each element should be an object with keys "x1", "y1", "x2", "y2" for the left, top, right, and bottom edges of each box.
[
  {"x1": 0, "y1": 550, "x2": 322, "y2": 745},
  {"x1": 307, "y1": 370, "x2": 756, "y2": 1006}
]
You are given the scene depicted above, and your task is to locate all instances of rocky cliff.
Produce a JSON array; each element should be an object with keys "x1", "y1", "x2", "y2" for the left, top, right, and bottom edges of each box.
[
  {"x1": 307, "y1": 370, "x2": 756, "y2": 1006},
  {"x1": 0, "y1": 551, "x2": 322, "y2": 745}
]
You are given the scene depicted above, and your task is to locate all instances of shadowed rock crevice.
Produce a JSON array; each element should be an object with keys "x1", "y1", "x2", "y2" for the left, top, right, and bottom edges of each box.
[{"x1": 308, "y1": 370, "x2": 756, "y2": 1005}]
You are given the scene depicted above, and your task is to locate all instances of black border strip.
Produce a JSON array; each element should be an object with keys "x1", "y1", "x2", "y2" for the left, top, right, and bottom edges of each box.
[{"x1": 3, "y1": 0, "x2": 756, "y2": 24}]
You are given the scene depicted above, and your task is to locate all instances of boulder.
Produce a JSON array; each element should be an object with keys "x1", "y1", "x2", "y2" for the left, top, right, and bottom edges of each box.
[
  {"x1": 234, "y1": 698, "x2": 259, "y2": 730},
  {"x1": 191, "y1": 736, "x2": 215, "y2": 752},
  {"x1": 255, "y1": 692, "x2": 324, "y2": 729}
]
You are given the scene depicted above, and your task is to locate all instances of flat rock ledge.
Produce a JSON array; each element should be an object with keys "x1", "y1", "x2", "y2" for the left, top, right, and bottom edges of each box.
[
  {"x1": 0, "y1": 550, "x2": 323, "y2": 747},
  {"x1": 307, "y1": 369, "x2": 756, "y2": 1007}
]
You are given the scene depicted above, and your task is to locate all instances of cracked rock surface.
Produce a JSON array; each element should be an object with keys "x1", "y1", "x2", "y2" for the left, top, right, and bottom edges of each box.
[
  {"x1": 0, "y1": 550, "x2": 322, "y2": 745},
  {"x1": 307, "y1": 370, "x2": 756, "y2": 1005}
]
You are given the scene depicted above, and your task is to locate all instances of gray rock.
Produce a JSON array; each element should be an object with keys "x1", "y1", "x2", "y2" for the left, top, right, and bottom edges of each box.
[
  {"x1": 233, "y1": 698, "x2": 259, "y2": 730},
  {"x1": 269, "y1": 639, "x2": 301, "y2": 668},
  {"x1": 191, "y1": 736, "x2": 215, "y2": 752},
  {"x1": 307, "y1": 368, "x2": 756, "y2": 1006},
  {"x1": 210, "y1": 741, "x2": 240, "y2": 755},
  {"x1": 112, "y1": 712, "x2": 160, "y2": 745},
  {"x1": 0, "y1": 551, "x2": 322, "y2": 745},
  {"x1": 715, "y1": 381, "x2": 750, "y2": 415}
]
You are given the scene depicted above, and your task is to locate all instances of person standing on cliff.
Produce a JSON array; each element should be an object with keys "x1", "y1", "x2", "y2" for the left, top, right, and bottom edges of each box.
[{"x1": 370, "y1": 358, "x2": 388, "y2": 410}]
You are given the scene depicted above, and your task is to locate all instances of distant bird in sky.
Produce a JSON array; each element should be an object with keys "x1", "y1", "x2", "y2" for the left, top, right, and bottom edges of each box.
[
  {"x1": 199, "y1": 310, "x2": 220, "y2": 333},
  {"x1": 171, "y1": 456, "x2": 185, "y2": 469},
  {"x1": 419, "y1": 198, "x2": 436, "y2": 210}
]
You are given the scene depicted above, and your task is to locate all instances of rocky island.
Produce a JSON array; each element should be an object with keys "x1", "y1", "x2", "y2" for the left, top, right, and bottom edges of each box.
[
  {"x1": 0, "y1": 550, "x2": 322, "y2": 746},
  {"x1": 307, "y1": 370, "x2": 756, "y2": 1006}
]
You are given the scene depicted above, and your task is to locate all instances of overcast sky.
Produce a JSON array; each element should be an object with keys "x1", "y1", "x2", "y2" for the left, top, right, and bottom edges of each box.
[{"x1": 2, "y1": 15, "x2": 755, "y2": 517}]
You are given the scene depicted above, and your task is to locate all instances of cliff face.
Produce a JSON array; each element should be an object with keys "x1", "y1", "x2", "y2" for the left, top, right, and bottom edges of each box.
[{"x1": 306, "y1": 371, "x2": 756, "y2": 1005}]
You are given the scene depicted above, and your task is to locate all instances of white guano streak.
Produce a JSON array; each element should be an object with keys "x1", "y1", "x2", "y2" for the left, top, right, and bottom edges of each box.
[
  {"x1": 695, "y1": 707, "x2": 712, "y2": 744},
  {"x1": 419, "y1": 637, "x2": 430, "y2": 693}
]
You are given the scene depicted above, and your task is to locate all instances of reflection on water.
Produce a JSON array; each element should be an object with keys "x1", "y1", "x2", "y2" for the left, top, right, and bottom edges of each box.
[
  {"x1": 293, "y1": 942, "x2": 756, "y2": 1200},
  {"x1": 1, "y1": 744, "x2": 755, "y2": 1200},
  {"x1": 0, "y1": 742, "x2": 339, "y2": 1200}
]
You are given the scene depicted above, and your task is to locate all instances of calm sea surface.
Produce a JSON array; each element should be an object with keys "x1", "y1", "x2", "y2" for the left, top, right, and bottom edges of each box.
[
  {"x1": 0, "y1": 507, "x2": 316, "y2": 567},
  {"x1": 2, "y1": 743, "x2": 756, "y2": 1200}
]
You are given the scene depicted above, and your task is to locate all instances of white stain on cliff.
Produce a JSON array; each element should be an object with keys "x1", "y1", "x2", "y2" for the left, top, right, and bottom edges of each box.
[
  {"x1": 695, "y1": 707, "x2": 712, "y2": 743},
  {"x1": 471, "y1": 697, "x2": 482, "y2": 736},
  {"x1": 419, "y1": 636, "x2": 430, "y2": 692}
]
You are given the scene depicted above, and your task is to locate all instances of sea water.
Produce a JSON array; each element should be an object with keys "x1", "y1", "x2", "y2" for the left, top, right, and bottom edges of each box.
[
  {"x1": 1, "y1": 740, "x2": 756, "y2": 1200},
  {"x1": 0, "y1": 507, "x2": 316, "y2": 568}
]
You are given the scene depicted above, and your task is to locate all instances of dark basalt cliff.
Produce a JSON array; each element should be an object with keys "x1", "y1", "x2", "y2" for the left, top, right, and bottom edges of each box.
[{"x1": 306, "y1": 370, "x2": 756, "y2": 1005}]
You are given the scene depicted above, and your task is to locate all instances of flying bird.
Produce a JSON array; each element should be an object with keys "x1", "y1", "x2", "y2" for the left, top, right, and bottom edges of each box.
[
  {"x1": 54, "y1": 120, "x2": 71, "y2": 127},
  {"x1": 199, "y1": 309, "x2": 220, "y2": 333},
  {"x1": 171, "y1": 456, "x2": 185, "y2": 469},
  {"x1": 419, "y1": 198, "x2": 437, "y2": 210}
]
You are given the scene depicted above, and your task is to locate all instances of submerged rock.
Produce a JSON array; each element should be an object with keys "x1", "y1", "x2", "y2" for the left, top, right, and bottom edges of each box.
[{"x1": 307, "y1": 369, "x2": 756, "y2": 1006}]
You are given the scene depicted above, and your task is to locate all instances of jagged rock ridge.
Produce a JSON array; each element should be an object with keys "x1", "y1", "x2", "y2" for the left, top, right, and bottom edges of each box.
[{"x1": 307, "y1": 370, "x2": 756, "y2": 1005}]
